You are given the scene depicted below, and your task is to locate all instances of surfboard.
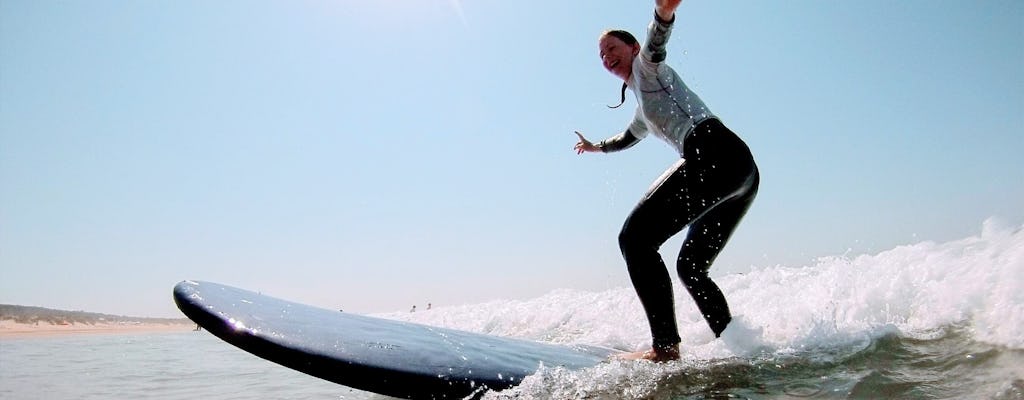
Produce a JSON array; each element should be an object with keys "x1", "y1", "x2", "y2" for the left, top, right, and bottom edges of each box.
[{"x1": 172, "y1": 280, "x2": 619, "y2": 399}]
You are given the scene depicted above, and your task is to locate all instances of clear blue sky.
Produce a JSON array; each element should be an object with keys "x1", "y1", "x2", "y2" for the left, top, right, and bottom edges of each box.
[{"x1": 2, "y1": 1, "x2": 1022, "y2": 318}]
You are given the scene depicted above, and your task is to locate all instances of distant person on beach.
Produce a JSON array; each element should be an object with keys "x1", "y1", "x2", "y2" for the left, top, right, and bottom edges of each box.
[
  {"x1": 574, "y1": 0, "x2": 759, "y2": 362},
  {"x1": 410, "y1": 305, "x2": 416, "y2": 313}
]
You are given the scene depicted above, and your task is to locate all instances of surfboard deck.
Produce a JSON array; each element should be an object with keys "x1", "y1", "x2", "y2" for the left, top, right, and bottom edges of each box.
[{"x1": 173, "y1": 280, "x2": 619, "y2": 399}]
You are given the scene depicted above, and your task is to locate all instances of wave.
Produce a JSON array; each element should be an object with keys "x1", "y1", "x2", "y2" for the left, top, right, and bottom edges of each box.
[
  {"x1": 382, "y1": 219, "x2": 1023, "y2": 353},
  {"x1": 380, "y1": 219, "x2": 1024, "y2": 399}
]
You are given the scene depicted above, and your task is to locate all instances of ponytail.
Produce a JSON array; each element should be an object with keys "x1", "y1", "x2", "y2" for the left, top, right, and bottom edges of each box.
[{"x1": 608, "y1": 82, "x2": 628, "y2": 109}]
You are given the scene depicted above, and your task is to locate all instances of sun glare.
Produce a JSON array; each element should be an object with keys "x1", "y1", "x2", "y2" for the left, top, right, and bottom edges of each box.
[{"x1": 448, "y1": 0, "x2": 468, "y2": 27}]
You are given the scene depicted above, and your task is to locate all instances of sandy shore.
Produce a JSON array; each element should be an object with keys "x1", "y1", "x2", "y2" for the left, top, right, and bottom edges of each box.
[{"x1": 0, "y1": 320, "x2": 196, "y2": 339}]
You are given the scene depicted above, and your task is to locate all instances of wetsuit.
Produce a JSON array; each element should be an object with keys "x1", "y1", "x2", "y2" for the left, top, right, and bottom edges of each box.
[{"x1": 596, "y1": 12, "x2": 759, "y2": 350}]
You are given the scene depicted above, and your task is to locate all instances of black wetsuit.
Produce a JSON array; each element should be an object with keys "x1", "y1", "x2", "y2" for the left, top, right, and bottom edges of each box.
[{"x1": 617, "y1": 119, "x2": 758, "y2": 349}]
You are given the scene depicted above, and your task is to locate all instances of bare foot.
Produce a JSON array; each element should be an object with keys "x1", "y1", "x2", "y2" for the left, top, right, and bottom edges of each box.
[{"x1": 614, "y1": 345, "x2": 680, "y2": 362}]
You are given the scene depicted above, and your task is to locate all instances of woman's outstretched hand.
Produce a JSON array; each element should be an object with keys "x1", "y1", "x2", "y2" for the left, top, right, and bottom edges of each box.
[
  {"x1": 655, "y1": 0, "x2": 681, "y2": 21},
  {"x1": 574, "y1": 131, "x2": 600, "y2": 154}
]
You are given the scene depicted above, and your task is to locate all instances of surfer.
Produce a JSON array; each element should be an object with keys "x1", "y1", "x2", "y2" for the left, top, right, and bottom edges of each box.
[{"x1": 574, "y1": 0, "x2": 759, "y2": 362}]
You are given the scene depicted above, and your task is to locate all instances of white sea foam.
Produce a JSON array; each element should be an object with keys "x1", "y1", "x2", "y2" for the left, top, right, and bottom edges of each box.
[
  {"x1": 377, "y1": 219, "x2": 1024, "y2": 398},
  {"x1": 382, "y1": 219, "x2": 1023, "y2": 355}
]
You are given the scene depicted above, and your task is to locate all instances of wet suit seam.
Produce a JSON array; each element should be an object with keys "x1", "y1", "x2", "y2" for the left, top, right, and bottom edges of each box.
[{"x1": 640, "y1": 76, "x2": 694, "y2": 122}]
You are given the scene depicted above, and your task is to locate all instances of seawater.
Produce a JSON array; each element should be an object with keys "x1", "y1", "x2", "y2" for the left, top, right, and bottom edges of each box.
[
  {"x1": 0, "y1": 332, "x2": 361, "y2": 399},
  {"x1": 2, "y1": 220, "x2": 1022, "y2": 399}
]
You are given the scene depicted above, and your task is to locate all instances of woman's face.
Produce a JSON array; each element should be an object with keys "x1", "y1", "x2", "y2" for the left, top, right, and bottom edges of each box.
[{"x1": 599, "y1": 35, "x2": 639, "y2": 82}]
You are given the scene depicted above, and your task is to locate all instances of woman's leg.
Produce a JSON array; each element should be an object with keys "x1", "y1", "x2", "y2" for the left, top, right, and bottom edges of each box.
[
  {"x1": 676, "y1": 171, "x2": 758, "y2": 337},
  {"x1": 673, "y1": 119, "x2": 759, "y2": 337},
  {"x1": 619, "y1": 159, "x2": 692, "y2": 350}
]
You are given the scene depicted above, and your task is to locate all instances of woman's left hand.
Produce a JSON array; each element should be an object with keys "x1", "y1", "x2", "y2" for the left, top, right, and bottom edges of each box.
[{"x1": 655, "y1": 0, "x2": 681, "y2": 20}]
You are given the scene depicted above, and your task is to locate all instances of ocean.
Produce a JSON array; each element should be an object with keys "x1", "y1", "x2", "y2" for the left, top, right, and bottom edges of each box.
[{"x1": 2, "y1": 220, "x2": 1022, "y2": 399}]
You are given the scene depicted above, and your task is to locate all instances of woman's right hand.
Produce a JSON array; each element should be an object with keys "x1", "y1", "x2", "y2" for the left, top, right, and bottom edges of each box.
[{"x1": 574, "y1": 131, "x2": 600, "y2": 154}]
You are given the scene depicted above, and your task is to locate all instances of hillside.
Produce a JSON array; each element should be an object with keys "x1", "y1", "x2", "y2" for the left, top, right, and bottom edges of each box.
[{"x1": 0, "y1": 304, "x2": 190, "y2": 326}]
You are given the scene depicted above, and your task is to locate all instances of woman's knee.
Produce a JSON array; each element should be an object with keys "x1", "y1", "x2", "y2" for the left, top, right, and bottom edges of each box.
[
  {"x1": 617, "y1": 224, "x2": 639, "y2": 253},
  {"x1": 618, "y1": 221, "x2": 656, "y2": 259}
]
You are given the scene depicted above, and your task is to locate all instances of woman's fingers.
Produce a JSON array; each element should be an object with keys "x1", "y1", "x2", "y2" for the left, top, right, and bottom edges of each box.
[{"x1": 574, "y1": 131, "x2": 597, "y2": 154}]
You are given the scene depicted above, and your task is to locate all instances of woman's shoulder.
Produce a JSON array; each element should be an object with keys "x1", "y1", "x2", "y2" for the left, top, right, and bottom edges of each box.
[{"x1": 632, "y1": 54, "x2": 672, "y2": 80}]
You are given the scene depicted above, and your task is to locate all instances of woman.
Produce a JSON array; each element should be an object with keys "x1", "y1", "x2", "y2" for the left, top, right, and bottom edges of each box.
[{"x1": 574, "y1": 0, "x2": 759, "y2": 362}]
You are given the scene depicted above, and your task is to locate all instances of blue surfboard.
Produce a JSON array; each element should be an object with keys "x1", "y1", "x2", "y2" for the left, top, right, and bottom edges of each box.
[{"x1": 172, "y1": 280, "x2": 618, "y2": 399}]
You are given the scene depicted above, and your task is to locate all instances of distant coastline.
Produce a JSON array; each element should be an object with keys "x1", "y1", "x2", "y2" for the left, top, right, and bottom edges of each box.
[{"x1": 0, "y1": 304, "x2": 194, "y2": 338}]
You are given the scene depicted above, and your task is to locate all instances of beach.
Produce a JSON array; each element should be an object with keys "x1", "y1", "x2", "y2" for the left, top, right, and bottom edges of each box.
[{"x1": 0, "y1": 320, "x2": 195, "y2": 339}]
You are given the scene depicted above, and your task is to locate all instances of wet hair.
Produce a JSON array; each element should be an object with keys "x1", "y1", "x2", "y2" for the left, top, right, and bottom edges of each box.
[{"x1": 600, "y1": 30, "x2": 638, "y2": 109}]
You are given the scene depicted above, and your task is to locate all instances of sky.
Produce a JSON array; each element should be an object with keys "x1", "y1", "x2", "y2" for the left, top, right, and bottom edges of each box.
[{"x1": 1, "y1": 0, "x2": 1022, "y2": 318}]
